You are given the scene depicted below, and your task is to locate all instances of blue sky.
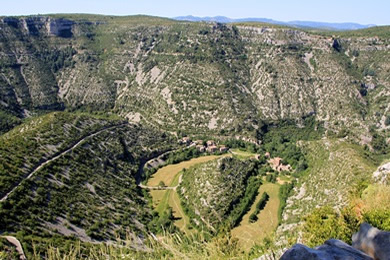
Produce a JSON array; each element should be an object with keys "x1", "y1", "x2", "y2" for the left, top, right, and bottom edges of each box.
[{"x1": 2, "y1": 0, "x2": 389, "y2": 25}]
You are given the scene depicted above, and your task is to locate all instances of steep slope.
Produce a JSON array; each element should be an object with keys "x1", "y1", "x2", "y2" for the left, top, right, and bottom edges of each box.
[
  {"x1": 0, "y1": 15, "x2": 389, "y2": 145},
  {"x1": 0, "y1": 112, "x2": 174, "y2": 242},
  {"x1": 0, "y1": 112, "x2": 123, "y2": 198},
  {"x1": 276, "y1": 139, "x2": 377, "y2": 244}
]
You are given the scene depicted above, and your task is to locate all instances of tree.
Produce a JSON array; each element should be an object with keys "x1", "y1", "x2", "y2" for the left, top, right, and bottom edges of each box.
[
  {"x1": 385, "y1": 116, "x2": 390, "y2": 126},
  {"x1": 249, "y1": 213, "x2": 258, "y2": 223}
]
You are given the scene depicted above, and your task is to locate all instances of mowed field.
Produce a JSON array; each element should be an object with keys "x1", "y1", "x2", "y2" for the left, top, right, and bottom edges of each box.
[
  {"x1": 231, "y1": 182, "x2": 280, "y2": 250},
  {"x1": 149, "y1": 154, "x2": 230, "y2": 232}
]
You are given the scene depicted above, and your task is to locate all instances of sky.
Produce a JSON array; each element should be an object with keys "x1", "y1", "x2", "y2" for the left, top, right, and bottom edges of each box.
[{"x1": 1, "y1": 0, "x2": 389, "y2": 25}]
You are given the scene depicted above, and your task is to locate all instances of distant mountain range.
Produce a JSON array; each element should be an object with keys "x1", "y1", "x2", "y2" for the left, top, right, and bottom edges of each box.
[{"x1": 173, "y1": 15, "x2": 376, "y2": 30}]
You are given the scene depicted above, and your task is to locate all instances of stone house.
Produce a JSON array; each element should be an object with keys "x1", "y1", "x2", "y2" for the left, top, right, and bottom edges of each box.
[
  {"x1": 207, "y1": 140, "x2": 215, "y2": 147},
  {"x1": 196, "y1": 145, "x2": 206, "y2": 153},
  {"x1": 219, "y1": 145, "x2": 228, "y2": 152},
  {"x1": 207, "y1": 145, "x2": 218, "y2": 153}
]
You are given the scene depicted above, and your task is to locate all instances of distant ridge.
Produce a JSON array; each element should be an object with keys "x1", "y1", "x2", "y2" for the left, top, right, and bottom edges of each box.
[{"x1": 174, "y1": 15, "x2": 376, "y2": 30}]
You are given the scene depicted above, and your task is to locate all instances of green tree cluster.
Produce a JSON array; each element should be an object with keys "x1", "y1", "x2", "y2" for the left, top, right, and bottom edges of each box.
[{"x1": 249, "y1": 192, "x2": 269, "y2": 223}]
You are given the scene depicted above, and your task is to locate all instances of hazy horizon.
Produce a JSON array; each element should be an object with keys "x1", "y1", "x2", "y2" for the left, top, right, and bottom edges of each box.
[{"x1": 1, "y1": 0, "x2": 389, "y2": 25}]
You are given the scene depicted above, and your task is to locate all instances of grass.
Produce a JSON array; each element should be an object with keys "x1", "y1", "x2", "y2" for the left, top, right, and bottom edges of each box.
[
  {"x1": 147, "y1": 155, "x2": 228, "y2": 187},
  {"x1": 152, "y1": 189, "x2": 191, "y2": 233},
  {"x1": 155, "y1": 190, "x2": 171, "y2": 215},
  {"x1": 30, "y1": 231, "x2": 254, "y2": 260},
  {"x1": 150, "y1": 190, "x2": 167, "y2": 208},
  {"x1": 277, "y1": 175, "x2": 293, "y2": 185},
  {"x1": 230, "y1": 149, "x2": 258, "y2": 159},
  {"x1": 231, "y1": 182, "x2": 280, "y2": 250},
  {"x1": 170, "y1": 172, "x2": 182, "y2": 187},
  {"x1": 169, "y1": 191, "x2": 191, "y2": 232}
]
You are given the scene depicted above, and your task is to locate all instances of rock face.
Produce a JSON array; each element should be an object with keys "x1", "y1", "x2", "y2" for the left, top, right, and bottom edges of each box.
[
  {"x1": 353, "y1": 223, "x2": 390, "y2": 260},
  {"x1": 281, "y1": 239, "x2": 373, "y2": 260},
  {"x1": 373, "y1": 162, "x2": 390, "y2": 184},
  {"x1": 2, "y1": 16, "x2": 74, "y2": 37},
  {"x1": 281, "y1": 223, "x2": 390, "y2": 260},
  {"x1": 1, "y1": 15, "x2": 390, "y2": 138},
  {"x1": 47, "y1": 18, "x2": 74, "y2": 38}
]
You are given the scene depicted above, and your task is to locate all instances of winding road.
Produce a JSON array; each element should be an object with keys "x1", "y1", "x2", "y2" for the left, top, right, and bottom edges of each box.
[
  {"x1": 0, "y1": 123, "x2": 127, "y2": 202},
  {"x1": 138, "y1": 174, "x2": 183, "y2": 190}
]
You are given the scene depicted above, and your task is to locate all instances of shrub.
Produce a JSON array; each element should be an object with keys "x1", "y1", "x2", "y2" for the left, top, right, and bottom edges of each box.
[
  {"x1": 302, "y1": 206, "x2": 358, "y2": 247},
  {"x1": 249, "y1": 192, "x2": 269, "y2": 223},
  {"x1": 385, "y1": 116, "x2": 390, "y2": 126}
]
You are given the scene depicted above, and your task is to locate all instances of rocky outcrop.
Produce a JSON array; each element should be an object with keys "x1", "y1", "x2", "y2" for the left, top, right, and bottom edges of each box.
[
  {"x1": 332, "y1": 38, "x2": 343, "y2": 52},
  {"x1": 373, "y1": 162, "x2": 390, "y2": 184},
  {"x1": 281, "y1": 223, "x2": 390, "y2": 260},
  {"x1": 47, "y1": 18, "x2": 74, "y2": 38},
  {"x1": 353, "y1": 223, "x2": 390, "y2": 260},
  {"x1": 1, "y1": 15, "x2": 390, "y2": 138},
  {"x1": 2, "y1": 16, "x2": 74, "y2": 37},
  {"x1": 281, "y1": 239, "x2": 373, "y2": 260}
]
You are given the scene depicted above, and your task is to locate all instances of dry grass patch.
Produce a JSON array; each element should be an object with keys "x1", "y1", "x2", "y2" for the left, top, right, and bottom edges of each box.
[
  {"x1": 231, "y1": 183, "x2": 280, "y2": 250},
  {"x1": 147, "y1": 155, "x2": 228, "y2": 187},
  {"x1": 230, "y1": 149, "x2": 258, "y2": 159},
  {"x1": 150, "y1": 190, "x2": 167, "y2": 209}
]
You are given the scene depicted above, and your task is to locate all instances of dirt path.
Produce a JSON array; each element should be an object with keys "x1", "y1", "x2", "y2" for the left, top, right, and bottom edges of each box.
[
  {"x1": 0, "y1": 123, "x2": 127, "y2": 202},
  {"x1": 1, "y1": 236, "x2": 26, "y2": 260},
  {"x1": 139, "y1": 170, "x2": 185, "y2": 191}
]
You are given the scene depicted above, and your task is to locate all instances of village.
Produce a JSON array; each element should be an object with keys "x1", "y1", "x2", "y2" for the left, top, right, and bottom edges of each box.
[
  {"x1": 179, "y1": 137, "x2": 292, "y2": 173},
  {"x1": 179, "y1": 137, "x2": 229, "y2": 153}
]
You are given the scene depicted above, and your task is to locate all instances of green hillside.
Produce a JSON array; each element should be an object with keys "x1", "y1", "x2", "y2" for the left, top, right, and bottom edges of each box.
[{"x1": 0, "y1": 14, "x2": 389, "y2": 259}]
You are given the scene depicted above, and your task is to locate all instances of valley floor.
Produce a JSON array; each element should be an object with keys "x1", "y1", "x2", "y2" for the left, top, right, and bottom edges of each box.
[
  {"x1": 145, "y1": 152, "x2": 282, "y2": 245},
  {"x1": 231, "y1": 182, "x2": 280, "y2": 250},
  {"x1": 147, "y1": 154, "x2": 230, "y2": 233}
]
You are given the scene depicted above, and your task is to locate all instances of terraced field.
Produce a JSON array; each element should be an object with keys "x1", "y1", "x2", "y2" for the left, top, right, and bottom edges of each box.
[{"x1": 231, "y1": 183, "x2": 280, "y2": 250}]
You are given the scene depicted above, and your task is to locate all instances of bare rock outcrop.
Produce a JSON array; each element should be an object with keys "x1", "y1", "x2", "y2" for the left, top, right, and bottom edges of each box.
[
  {"x1": 353, "y1": 223, "x2": 390, "y2": 260},
  {"x1": 2, "y1": 16, "x2": 74, "y2": 37},
  {"x1": 281, "y1": 239, "x2": 373, "y2": 260},
  {"x1": 373, "y1": 162, "x2": 390, "y2": 184},
  {"x1": 281, "y1": 223, "x2": 390, "y2": 260}
]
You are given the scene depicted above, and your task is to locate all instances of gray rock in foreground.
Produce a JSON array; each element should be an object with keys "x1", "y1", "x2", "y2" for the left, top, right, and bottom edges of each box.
[
  {"x1": 281, "y1": 239, "x2": 373, "y2": 260},
  {"x1": 353, "y1": 223, "x2": 390, "y2": 260}
]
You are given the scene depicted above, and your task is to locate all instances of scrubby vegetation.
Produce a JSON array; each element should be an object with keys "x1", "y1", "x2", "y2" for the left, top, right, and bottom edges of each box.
[
  {"x1": 0, "y1": 112, "x2": 124, "y2": 198},
  {"x1": 0, "y1": 110, "x2": 21, "y2": 134},
  {"x1": 301, "y1": 183, "x2": 390, "y2": 248},
  {"x1": 249, "y1": 192, "x2": 269, "y2": 223},
  {"x1": 278, "y1": 181, "x2": 295, "y2": 224},
  {"x1": 302, "y1": 206, "x2": 357, "y2": 247},
  {"x1": 178, "y1": 157, "x2": 267, "y2": 232},
  {"x1": 0, "y1": 237, "x2": 19, "y2": 260},
  {"x1": 1, "y1": 14, "x2": 390, "y2": 259},
  {"x1": 0, "y1": 112, "x2": 175, "y2": 256}
]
